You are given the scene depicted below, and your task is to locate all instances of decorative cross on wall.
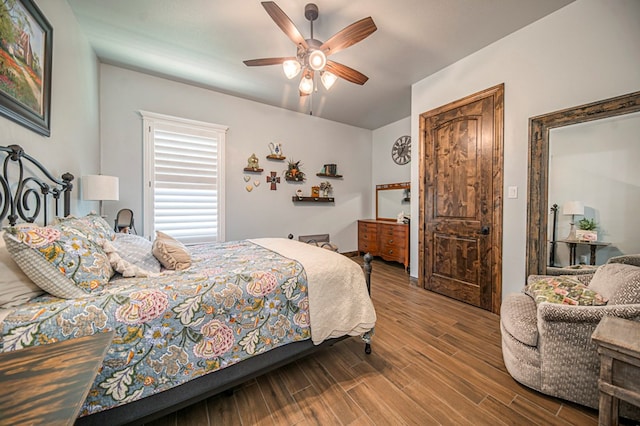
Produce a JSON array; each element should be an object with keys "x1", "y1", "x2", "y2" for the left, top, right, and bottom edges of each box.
[{"x1": 266, "y1": 171, "x2": 280, "y2": 190}]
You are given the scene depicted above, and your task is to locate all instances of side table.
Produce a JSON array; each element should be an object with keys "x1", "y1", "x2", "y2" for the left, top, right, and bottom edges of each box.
[
  {"x1": 591, "y1": 316, "x2": 640, "y2": 426},
  {"x1": 0, "y1": 331, "x2": 113, "y2": 425},
  {"x1": 557, "y1": 239, "x2": 610, "y2": 265}
]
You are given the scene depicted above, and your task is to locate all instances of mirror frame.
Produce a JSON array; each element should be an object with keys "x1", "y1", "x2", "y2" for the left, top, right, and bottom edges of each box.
[
  {"x1": 526, "y1": 90, "x2": 640, "y2": 277},
  {"x1": 376, "y1": 182, "x2": 410, "y2": 221}
]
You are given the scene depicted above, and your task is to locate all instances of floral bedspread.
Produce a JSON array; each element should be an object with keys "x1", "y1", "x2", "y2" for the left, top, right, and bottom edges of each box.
[{"x1": 1, "y1": 240, "x2": 311, "y2": 416}]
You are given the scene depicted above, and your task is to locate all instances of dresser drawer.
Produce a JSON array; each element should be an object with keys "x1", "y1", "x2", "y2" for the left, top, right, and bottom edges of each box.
[
  {"x1": 358, "y1": 239, "x2": 378, "y2": 254},
  {"x1": 379, "y1": 245, "x2": 404, "y2": 263},
  {"x1": 358, "y1": 222, "x2": 377, "y2": 233}
]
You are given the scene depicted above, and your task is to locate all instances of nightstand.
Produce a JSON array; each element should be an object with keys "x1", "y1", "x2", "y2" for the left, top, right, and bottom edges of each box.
[
  {"x1": 0, "y1": 331, "x2": 113, "y2": 425},
  {"x1": 591, "y1": 316, "x2": 640, "y2": 425}
]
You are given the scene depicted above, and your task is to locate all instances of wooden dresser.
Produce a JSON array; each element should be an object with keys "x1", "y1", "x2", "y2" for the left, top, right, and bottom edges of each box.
[{"x1": 358, "y1": 219, "x2": 409, "y2": 271}]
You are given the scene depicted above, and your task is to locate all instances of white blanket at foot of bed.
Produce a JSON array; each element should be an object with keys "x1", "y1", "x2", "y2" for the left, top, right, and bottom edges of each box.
[{"x1": 250, "y1": 238, "x2": 376, "y2": 344}]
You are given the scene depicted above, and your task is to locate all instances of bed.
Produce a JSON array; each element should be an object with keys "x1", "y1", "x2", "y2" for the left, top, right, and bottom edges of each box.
[{"x1": 0, "y1": 145, "x2": 376, "y2": 425}]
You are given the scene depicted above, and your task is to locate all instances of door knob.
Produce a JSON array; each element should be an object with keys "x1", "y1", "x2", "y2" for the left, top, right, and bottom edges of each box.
[{"x1": 481, "y1": 226, "x2": 490, "y2": 235}]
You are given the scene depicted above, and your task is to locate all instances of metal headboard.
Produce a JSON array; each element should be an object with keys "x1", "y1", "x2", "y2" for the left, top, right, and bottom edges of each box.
[{"x1": 0, "y1": 145, "x2": 74, "y2": 226}]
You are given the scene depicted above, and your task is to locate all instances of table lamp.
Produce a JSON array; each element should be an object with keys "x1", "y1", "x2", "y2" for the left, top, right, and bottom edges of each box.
[
  {"x1": 562, "y1": 200, "x2": 584, "y2": 240},
  {"x1": 82, "y1": 175, "x2": 119, "y2": 217}
]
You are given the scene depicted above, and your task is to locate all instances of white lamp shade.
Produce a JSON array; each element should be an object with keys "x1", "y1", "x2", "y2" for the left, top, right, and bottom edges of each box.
[
  {"x1": 282, "y1": 60, "x2": 301, "y2": 79},
  {"x1": 82, "y1": 175, "x2": 119, "y2": 201},
  {"x1": 299, "y1": 75, "x2": 314, "y2": 95},
  {"x1": 321, "y1": 71, "x2": 337, "y2": 90},
  {"x1": 562, "y1": 200, "x2": 584, "y2": 216}
]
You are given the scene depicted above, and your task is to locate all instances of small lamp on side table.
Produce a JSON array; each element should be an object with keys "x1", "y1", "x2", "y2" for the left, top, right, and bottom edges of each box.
[
  {"x1": 82, "y1": 175, "x2": 119, "y2": 218},
  {"x1": 563, "y1": 200, "x2": 584, "y2": 240}
]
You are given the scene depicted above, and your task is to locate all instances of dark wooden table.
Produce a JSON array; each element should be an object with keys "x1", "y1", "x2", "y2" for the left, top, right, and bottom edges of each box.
[
  {"x1": 557, "y1": 239, "x2": 610, "y2": 265},
  {"x1": 0, "y1": 331, "x2": 113, "y2": 425},
  {"x1": 591, "y1": 317, "x2": 640, "y2": 426}
]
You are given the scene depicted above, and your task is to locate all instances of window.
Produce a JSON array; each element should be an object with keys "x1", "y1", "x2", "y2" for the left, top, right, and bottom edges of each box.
[{"x1": 141, "y1": 111, "x2": 227, "y2": 244}]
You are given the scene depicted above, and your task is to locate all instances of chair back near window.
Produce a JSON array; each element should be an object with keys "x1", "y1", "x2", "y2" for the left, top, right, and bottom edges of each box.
[{"x1": 114, "y1": 209, "x2": 136, "y2": 234}]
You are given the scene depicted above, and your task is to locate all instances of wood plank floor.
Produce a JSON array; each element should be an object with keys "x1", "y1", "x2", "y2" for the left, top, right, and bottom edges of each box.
[{"x1": 144, "y1": 258, "x2": 603, "y2": 426}]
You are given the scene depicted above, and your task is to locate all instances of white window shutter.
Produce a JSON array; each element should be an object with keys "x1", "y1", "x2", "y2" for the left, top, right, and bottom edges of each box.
[{"x1": 141, "y1": 111, "x2": 227, "y2": 244}]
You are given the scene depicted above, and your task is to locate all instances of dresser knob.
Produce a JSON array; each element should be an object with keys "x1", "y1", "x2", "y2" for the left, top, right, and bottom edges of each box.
[{"x1": 389, "y1": 239, "x2": 393, "y2": 243}]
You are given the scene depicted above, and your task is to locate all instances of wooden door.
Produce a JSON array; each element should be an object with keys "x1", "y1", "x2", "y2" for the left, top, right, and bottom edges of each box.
[{"x1": 418, "y1": 85, "x2": 503, "y2": 313}]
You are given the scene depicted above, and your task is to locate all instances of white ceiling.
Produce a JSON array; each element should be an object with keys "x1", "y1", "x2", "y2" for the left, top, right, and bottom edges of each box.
[{"x1": 66, "y1": 0, "x2": 574, "y2": 130}]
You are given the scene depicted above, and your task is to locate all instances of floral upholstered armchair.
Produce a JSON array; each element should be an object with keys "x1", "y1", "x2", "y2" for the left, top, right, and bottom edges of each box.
[{"x1": 500, "y1": 255, "x2": 640, "y2": 421}]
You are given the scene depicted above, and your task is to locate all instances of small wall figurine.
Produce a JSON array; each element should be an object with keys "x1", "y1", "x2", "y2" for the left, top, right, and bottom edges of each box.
[
  {"x1": 246, "y1": 153, "x2": 260, "y2": 170},
  {"x1": 268, "y1": 142, "x2": 283, "y2": 157},
  {"x1": 284, "y1": 159, "x2": 305, "y2": 181}
]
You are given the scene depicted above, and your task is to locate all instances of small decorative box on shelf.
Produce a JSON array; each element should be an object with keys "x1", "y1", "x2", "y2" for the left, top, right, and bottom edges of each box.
[
  {"x1": 316, "y1": 173, "x2": 343, "y2": 178},
  {"x1": 243, "y1": 167, "x2": 263, "y2": 173},
  {"x1": 266, "y1": 155, "x2": 286, "y2": 161},
  {"x1": 292, "y1": 196, "x2": 335, "y2": 203}
]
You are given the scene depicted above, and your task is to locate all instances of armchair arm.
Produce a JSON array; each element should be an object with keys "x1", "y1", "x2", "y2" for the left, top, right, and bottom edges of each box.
[
  {"x1": 535, "y1": 303, "x2": 640, "y2": 408},
  {"x1": 538, "y1": 303, "x2": 640, "y2": 323}
]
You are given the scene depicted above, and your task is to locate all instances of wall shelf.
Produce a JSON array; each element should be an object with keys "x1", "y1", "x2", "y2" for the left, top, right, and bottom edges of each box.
[
  {"x1": 292, "y1": 196, "x2": 335, "y2": 203},
  {"x1": 316, "y1": 173, "x2": 343, "y2": 178},
  {"x1": 266, "y1": 155, "x2": 286, "y2": 161},
  {"x1": 243, "y1": 168, "x2": 263, "y2": 173}
]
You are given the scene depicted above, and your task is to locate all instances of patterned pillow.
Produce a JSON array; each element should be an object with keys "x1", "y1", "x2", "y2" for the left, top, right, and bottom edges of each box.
[
  {"x1": 3, "y1": 225, "x2": 114, "y2": 299},
  {"x1": 588, "y1": 263, "x2": 640, "y2": 304},
  {"x1": 112, "y1": 233, "x2": 161, "y2": 273},
  {"x1": 55, "y1": 213, "x2": 116, "y2": 242},
  {"x1": 525, "y1": 275, "x2": 608, "y2": 306}
]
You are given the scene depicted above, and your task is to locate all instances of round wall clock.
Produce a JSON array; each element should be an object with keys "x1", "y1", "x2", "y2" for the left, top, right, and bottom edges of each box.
[{"x1": 392, "y1": 135, "x2": 411, "y2": 165}]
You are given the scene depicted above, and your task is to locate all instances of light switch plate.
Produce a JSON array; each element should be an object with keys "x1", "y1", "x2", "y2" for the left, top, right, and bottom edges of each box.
[{"x1": 508, "y1": 186, "x2": 518, "y2": 199}]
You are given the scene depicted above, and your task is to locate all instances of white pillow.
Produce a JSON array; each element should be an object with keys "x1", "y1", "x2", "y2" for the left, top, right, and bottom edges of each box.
[
  {"x1": 0, "y1": 232, "x2": 43, "y2": 308},
  {"x1": 112, "y1": 233, "x2": 161, "y2": 273}
]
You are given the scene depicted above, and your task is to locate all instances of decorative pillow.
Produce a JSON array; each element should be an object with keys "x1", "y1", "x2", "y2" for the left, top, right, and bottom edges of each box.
[
  {"x1": 588, "y1": 263, "x2": 640, "y2": 304},
  {"x1": 55, "y1": 213, "x2": 116, "y2": 242},
  {"x1": 525, "y1": 275, "x2": 608, "y2": 306},
  {"x1": 0, "y1": 233, "x2": 44, "y2": 307},
  {"x1": 100, "y1": 239, "x2": 159, "y2": 278},
  {"x1": 3, "y1": 225, "x2": 114, "y2": 299},
  {"x1": 112, "y1": 233, "x2": 161, "y2": 273},
  {"x1": 152, "y1": 231, "x2": 191, "y2": 270}
]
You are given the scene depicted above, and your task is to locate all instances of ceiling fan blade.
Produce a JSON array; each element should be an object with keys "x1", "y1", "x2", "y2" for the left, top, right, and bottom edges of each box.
[
  {"x1": 326, "y1": 60, "x2": 369, "y2": 85},
  {"x1": 262, "y1": 1, "x2": 308, "y2": 49},
  {"x1": 320, "y1": 17, "x2": 377, "y2": 56},
  {"x1": 243, "y1": 57, "x2": 295, "y2": 66}
]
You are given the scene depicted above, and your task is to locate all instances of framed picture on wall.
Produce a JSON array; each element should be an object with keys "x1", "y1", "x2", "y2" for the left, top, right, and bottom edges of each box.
[{"x1": 0, "y1": 0, "x2": 53, "y2": 136}]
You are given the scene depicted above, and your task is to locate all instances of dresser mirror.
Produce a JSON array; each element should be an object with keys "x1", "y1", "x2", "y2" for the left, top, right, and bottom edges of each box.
[
  {"x1": 376, "y1": 182, "x2": 410, "y2": 221},
  {"x1": 526, "y1": 91, "x2": 640, "y2": 277}
]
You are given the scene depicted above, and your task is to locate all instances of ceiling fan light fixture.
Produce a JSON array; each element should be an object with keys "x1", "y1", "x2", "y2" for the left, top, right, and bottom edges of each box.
[
  {"x1": 308, "y1": 49, "x2": 326, "y2": 71},
  {"x1": 299, "y1": 74, "x2": 314, "y2": 95},
  {"x1": 321, "y1": 71, "x2": 337, "y2": 90},
  {"x1": 282, "y1": 60, "x2": 301, "y2": 79}
]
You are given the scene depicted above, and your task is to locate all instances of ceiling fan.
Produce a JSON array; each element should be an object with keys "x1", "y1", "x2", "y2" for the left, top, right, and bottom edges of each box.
[{"x1": 243, "y1": 1, "x2": 377, "y2": 96}]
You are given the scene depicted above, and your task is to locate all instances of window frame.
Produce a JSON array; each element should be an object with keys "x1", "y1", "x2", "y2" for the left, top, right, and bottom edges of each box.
[{"x1": 140, "y1": 110, "x2": 227, "y2": 243}]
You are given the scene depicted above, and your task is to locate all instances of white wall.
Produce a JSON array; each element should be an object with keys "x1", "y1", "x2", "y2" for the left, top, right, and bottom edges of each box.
[
  {"x1": 410, "y1": 0, "x2": 640, "y2": 298},
  {"x1": 0, "y1": 0, "x2": 99, "y2": 218},
  {"x1": 371, "y1": 117, "x2": 411, "y2": 218},
  {"x1": 99, "y1": 65, "x2": 372, "y2": 252}
]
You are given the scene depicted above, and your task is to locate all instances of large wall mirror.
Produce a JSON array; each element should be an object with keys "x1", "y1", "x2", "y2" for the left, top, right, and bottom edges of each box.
[
  {"x1": 526, "y1": 91, "x2": 640, "y2": 277},
  {"x1": 376, "y1": 182, "x2": 410, "y2": 221}
]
